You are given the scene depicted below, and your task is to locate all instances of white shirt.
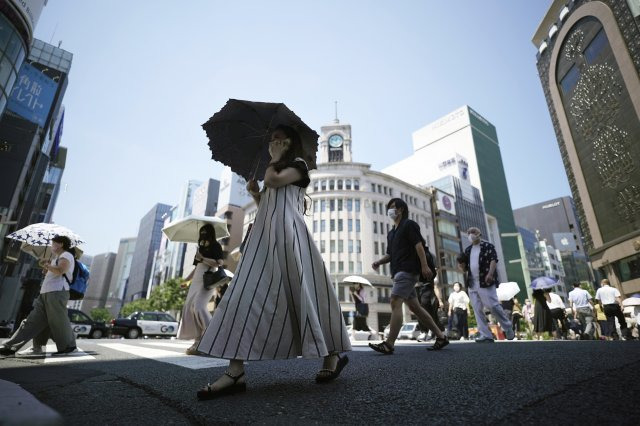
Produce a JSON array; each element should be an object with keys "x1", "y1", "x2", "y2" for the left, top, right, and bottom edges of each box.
[
  {"x1": 595, "y1": 286, "x2": 620, "y2": 305},
  {"x1": 568, "y1": 287, "x2": 592, "y2": 309},
  {"x1": 40, "y1": 251, "x2": 74, "y2": 294},
  {"x1": 547, "y1": 293, "x2": 566, "y2": 310},
  {"x1": 448, "y1": 291, "x2": 470, "y2": 310},
  {"x1": 470, "y1": 244, "x2": 481, "y2": 285}
]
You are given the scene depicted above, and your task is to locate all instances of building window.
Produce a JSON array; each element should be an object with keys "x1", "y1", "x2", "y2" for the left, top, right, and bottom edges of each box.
[
  {"x1": 614, "y1": 253, "x2": 640, "y2": 282},
  {"x1": 373, "y1": 222, "x2": 378, "y2": 234},
  {"x1": 313, "y1": 220, "x2": 318, "y2": 233},
  {"x1": 338, "y1": 240, "x2": 344, "y2": 253},
  {"x1": 330, "y1": 220, "x2": 336, "y2": 232},
  {"x1": 356, "y1": 220, "x2": 361, "y2": 232},
  {"x1": 374, "y1": 242, "x2": 379, "y2": 255},
  {"x1": 330, "y1": 240, "x2": 336, "y2": 253},
  {"x1": 373, "y1": 202, "x2": 377, "y2": 214},
  {"x1": 389, "y1": 188, "x2": 393, "y2": 197},
  {"x1": 337, "y1": 179, "x2": 343, "y2": 190},
  {"x1": 371, "y1": 183, "x2": 376, "y2": 192},
  {"x1": 330, "y1": 262, "x2": 336, "y2": 273},
  {"x1": 321, "y1": 200, "x2": 326, "y2": 212},
  {"x1": 349, "y1": 261, "x2": 354, "y2": 273},
  {"x1": 349, "y1": 240, "x2": 354, "y2": 253},
  {"x1": 338, "y1": 219, "x2": 343, "y2": 231},
  {"x1": 330, "y1": 199, "x2": 335, "y2": 211},
  {"x1": 313, "y1": 181, "x2": 319, "y2": 191},
  {"x1": 356, "y1": 262, "x2": 362, "y2": 274},
  {"x1": 347, "y1": 199, "x2": 353, "y2": 211},
  {"x1": 348, "y1": 219, "x2": 353, "y2": 232},
  {"x1": 381, "y1": 242, "x2": 386, "y2": 253},
  {"x1": 321, "y1": 180, "x2": 327, "y2": 191},
  {"x1": 313, "y1": 201, "x2": 318, "y2": 213},
  {"x1": 321, "y1": 220, "x2": 326, "y2": 232},
  {"x1": 338, "y1": 199, "x2": 343, "y2": 211},
  {"x1": 329, "y1": 180, "x2": 335, "y2": 190},
  {"x1": 338, "y1": 261, "x2": 344, "y2": 273},
  {"x1": 354, "y1": 180, "x2": 359, "y2": 190},
  {"x1": 355, "y1": 199, "x2": 360, "y2": 212},
  {"x1": 377, "y1": 184, "x2": 382, "y2": 193},
  {"x1": 321, "y1": 240, "x2": 326, "y2": 253},
  {"x1": 384, "y1": 186, "x2": 388, "y2": 195},
  {"x1": 346, "y1": 179, "x2": 352, "y2": 190},
  {"x1": 356, "y1": 240, "x2": 361, "y2": 253}
]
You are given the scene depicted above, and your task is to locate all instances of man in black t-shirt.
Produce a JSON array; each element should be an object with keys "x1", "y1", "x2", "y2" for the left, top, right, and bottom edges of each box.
[{"x1": 369, "y1": 198, "x2": 449, "y2": 353}]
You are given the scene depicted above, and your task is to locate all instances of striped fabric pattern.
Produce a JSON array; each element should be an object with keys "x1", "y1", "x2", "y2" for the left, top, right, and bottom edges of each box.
[{"x1": 198, "y1": 183, "x2": 351, "y2": 360}]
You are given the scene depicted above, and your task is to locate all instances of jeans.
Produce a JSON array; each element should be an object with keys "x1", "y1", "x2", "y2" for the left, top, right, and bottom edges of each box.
[
  {"x1": 468, "y1": 285, "x2": 513, "y2": 339},
  {"x1": 577, "y1": 307, "x2": 595, "y2": 339}
]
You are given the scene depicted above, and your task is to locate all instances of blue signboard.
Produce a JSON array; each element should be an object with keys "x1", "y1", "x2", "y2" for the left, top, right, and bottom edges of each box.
[{"x1": 7, "y1": 63, "x2": 57, "y2": 127}]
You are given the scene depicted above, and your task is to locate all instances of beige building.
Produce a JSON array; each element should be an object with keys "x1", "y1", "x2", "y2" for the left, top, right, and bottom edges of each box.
[{"x1": 533, "y1": 0, "x2": 640, "y2": 295}]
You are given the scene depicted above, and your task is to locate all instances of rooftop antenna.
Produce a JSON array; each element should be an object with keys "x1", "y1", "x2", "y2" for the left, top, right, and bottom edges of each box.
[
  {"x1": 333, "y1": 101, "x2": 339, "y2": 124},
  {"x1": 49, "y1": 22, "x2": 58, "y2": 44}
]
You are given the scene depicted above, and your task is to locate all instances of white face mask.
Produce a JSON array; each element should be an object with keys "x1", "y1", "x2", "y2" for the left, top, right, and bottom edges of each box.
[
  {"x1": 387, "y1": 208, "x2": 398, "y2": 220},
  {"x1": 468, "y1": 234, "x2": 479, "y2": 243}
]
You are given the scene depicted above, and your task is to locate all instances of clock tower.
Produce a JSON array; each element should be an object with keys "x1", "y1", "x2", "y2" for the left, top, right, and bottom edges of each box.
[{"x1": 318, "y1": 113, "x2": 353, "y2": 164}]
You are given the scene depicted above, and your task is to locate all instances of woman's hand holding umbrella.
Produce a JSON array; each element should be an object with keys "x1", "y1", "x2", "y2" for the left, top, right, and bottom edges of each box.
[{"x1": 246, "y1": 179, "x2": 260, "y2": 195}]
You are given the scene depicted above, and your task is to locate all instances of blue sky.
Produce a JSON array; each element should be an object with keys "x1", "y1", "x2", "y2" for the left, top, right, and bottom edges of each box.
[{"x1": 34, "y1": 0, "x2": 565, "y2": 255}]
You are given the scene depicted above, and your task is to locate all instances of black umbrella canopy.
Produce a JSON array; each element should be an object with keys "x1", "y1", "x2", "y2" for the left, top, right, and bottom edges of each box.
[{"x1": 203, "y1": 99, "x2": 319, "y2": 181}]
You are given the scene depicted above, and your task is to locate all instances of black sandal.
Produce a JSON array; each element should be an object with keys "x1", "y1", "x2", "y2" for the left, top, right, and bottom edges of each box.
[
  {"x1": 197, "y1": 371, "x2": 247, "y2": 400},
  {"x1": 315, "y1": 354, "x2": 349, "y2": 383},
  {"x1": 368, "y1": 341, "x2": 394, "y2": 355},
  {"x1": 427, "y1": 336, "x2": 449, "y2": 351}
]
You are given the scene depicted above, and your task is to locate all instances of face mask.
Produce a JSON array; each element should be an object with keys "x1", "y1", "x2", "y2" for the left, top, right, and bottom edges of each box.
[
  {"x1": 387, "y1": 208, "x2": 398, "y2": 219},
  {"x1": 468, "y1": 234, "x2": 479, "y2": 243}
]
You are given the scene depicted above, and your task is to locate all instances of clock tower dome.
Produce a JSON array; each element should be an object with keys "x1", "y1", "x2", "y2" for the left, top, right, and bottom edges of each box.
[{"x1": 318, "y1": 107, "x2": 352, "y2": 164}]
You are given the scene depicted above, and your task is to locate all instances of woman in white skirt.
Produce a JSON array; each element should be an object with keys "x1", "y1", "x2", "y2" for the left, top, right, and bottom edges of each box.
[
  {"x1": 196, "y1": 125, "x2": 351, "y2": 400},
  {"x1": 177, "y1": 224, "x2": 223, "y2": 355}
]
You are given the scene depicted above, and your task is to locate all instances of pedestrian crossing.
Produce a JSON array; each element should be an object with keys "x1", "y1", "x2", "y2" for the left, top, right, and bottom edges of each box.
[{"x1": 96, "y1": 342, "x2": 228, "y2": 369}]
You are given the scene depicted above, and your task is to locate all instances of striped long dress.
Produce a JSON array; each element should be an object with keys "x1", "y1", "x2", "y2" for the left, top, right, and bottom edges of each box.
[{"x1": 198, "y1": 168, "x2": 351, "y2": 360}]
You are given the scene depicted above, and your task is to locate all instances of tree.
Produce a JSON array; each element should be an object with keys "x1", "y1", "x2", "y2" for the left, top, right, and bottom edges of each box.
[
  {"x1": 148, "y1": 278, "x2": 188, "y2": 313},
  {"x1": 119, "y1": 278, "x2": 188, "y2": 318},
  {"x1": 120, "y1": 298, "x2": 152, "y2": 317},
  {"x1": 90, "y1": 308, "x2": 113, "y2": 323}
]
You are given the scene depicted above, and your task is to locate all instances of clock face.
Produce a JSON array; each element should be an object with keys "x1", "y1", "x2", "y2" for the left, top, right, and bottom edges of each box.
[{"x1": 328, "y1": 134, "x2": 343, "y2": 148}]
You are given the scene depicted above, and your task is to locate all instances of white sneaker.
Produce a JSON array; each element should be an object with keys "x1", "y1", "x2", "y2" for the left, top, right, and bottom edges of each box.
[
  {"x1": 25, "y1": 346, "x2": 44, "y2": 355},
  {"x1": 459, "y1": 337, "x2": 466, "y2": 341}
]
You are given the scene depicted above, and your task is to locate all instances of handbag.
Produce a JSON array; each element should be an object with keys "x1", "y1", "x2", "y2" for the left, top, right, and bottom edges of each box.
[
  {"x1": 203, "y1": 267, "x2": 231, "y2": 290},
  {"x1": 355, "y1": 302, "x2": 369, "y2": 317}
]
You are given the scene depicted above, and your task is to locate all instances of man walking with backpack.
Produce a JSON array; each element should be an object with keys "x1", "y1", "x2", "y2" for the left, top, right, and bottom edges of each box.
[
  {"x1": 0, "y1": 235, "x2": 77, "y2": 356},
  {"x1": 369, "y1": 198, "x2": 449, "y2": 353},
  {"x1": 463, "y1": 227, "x2": 514, "y2": 342}
]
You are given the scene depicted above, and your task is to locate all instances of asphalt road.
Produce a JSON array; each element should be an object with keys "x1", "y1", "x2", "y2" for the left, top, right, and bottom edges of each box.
[{"x1": 1, "y1": 338, "x2": 639, "y2": 425}]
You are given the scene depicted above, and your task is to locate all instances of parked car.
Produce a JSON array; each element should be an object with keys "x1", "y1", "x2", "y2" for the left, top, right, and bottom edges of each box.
[
  {"x1": 345, "y1": 325, "x2": 379, "y2": 341},
  {"x1": 397, "y1": 322, "x2": 421, "y2": 340},
  {"x1": 68, "y1": 309, "x2": 108, "y2": 339},
  {"x1": 109, "y1": 311, "x2": 179, "y2": 339}
]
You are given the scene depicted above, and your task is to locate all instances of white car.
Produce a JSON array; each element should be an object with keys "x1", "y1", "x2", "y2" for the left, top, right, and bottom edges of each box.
[
  {"x1": 346, "y1": 325, "x2": 379, "y2": 341},
  {"x1": 110, "y1": 311, "x2": 179, "y2": 339},
  {"x1": 397, "y1": 322, "x2": 421, "y2": 340}
]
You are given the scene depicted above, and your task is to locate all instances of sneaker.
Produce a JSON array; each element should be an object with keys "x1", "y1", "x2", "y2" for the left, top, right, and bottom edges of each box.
[
  {"x1": 475, "y1": 336, "x2": 494, "y2": 343},
  {"x1": 505, "y1": 328, "x2": 515, "y2": 341},
  {"x1": 459, "y1": 337, "x2": 466, "y2": 341},
  {"x1": 25, "y1": 346, "x2": 44, "y2": 355},
  {"x1": 52, "y1": 346, "x2": 76, "y2": 356},
  {"x1": 0, "y1": 346, "x2": 17, "y2": 356}
]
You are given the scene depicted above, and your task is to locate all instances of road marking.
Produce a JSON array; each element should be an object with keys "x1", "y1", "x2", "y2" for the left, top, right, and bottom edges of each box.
[
  {"x1": 44, "y1": 345, "x2": 95, "y2": 363},
  {"x1": 138, "y1": 341, "x2": 194, "y2": 349},
  {"x1": 96, "y1": 342, "x2": 228, "y2": 369}
]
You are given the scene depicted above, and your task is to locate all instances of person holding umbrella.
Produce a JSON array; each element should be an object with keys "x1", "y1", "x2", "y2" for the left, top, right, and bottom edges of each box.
[
  {"x1": 177, "y1": 224, "x2": 225, "y2": 355},
  {"x1": 0, "y1": 235, "x2": 77, "y2": 356},
  {"x1": 196, "y1": 124, "x2": 351, "y2": 400}
]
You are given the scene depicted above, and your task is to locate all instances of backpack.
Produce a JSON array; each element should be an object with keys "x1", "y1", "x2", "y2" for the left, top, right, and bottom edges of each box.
[
  {"x1": 418, "y1": 237, "x2": 437, "y2": 282},
  {"x1": 60, "y1": 258, "x2": 90, "y2": 300}
]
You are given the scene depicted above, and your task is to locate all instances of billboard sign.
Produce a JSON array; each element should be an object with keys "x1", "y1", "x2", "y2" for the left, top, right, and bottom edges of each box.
[{"x1": 7, "y1": 63, "x2": 57, "y2": 127}]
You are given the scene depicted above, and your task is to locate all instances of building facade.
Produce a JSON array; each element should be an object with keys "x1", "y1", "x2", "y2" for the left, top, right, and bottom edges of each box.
[
  {"x1": 514, "y1": 196, "x2": 593, "y2": 286},
  {"x1": 80, "y1": 252, "x2": 116, "y2": 313},
  {"x1": 105, "y1": 237, "x2": 136, "y2": 317},
  {"x1": 382, "y1": 106, "x2": 523, "y2": 290},
  {"x1": 532, "y1": 0, "x2": 640, "y2": 296},
  {"x1": 125, "y1": 203, "x2": 172, "y2": 302}
]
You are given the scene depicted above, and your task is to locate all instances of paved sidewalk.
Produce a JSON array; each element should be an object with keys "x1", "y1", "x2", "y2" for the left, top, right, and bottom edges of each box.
[{"x1": 0, "y1": 379, "x2": 62, "y2": 425}]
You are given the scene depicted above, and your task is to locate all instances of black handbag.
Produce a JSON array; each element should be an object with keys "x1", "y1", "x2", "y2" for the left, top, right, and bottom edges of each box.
[{"x1": 203, "y1": 267, "x2": 231, "y2": 290}]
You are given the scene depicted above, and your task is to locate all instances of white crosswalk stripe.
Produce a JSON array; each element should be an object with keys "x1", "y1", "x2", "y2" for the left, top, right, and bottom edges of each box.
[
  {"x1": 96, "y1": 342, "x2": 228, "y2": 369},
  {"x1": 43, "y1": 345, "x2": 95, "y2": 363}
]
